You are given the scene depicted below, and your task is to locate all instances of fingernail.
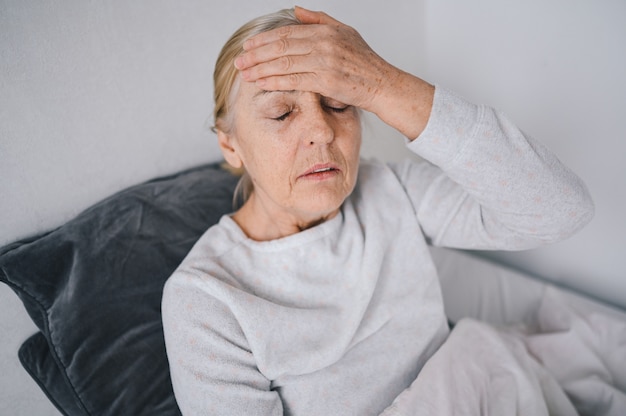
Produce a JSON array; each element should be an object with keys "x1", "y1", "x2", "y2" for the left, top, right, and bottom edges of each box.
[{"x1": 234, "y1": 56, "x2": 244, "y2": 70}]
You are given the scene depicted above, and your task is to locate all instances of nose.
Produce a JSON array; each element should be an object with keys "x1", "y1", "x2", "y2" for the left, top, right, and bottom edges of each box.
[{"x1": 305, "y1": 104, "x2": 335, "y2": 146}]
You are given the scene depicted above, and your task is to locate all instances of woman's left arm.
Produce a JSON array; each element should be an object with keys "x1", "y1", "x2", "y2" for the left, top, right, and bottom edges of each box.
[{"x1": 392, "y1": 86, "x2": 594, "y2": 249}]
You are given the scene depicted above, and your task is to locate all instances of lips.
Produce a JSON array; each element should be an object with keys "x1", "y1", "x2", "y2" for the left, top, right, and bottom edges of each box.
[{"x1": 299, "y1": 163, "x2": 340, "y2": 180}]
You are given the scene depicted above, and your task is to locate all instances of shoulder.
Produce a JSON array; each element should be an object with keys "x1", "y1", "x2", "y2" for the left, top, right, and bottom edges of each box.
[
  {"x1": 355, "y1": 157, "x2": 434, "y2": 197},
  {"x1": 348, "y1": 158, "x2": 421, "y2": 218},
  {"x1": 162, "y1": 216, "x2": 246, "y2": 307},
  {"x1": 355, "y1": 158, "x2": 399, "y2": 188},
  {"x1": 172, "y1": 214, "x2": 248, "y2": 275}
]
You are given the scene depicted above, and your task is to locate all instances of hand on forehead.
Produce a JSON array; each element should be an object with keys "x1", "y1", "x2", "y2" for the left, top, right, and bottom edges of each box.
[{"x1": 234, "y1": 6, "x2": 394, "y2": 114}]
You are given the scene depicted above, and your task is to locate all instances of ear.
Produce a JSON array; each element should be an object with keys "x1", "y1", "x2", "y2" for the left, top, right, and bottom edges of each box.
[{"x1": 217, "y1": 129, "x2": 243, "y2": 169}]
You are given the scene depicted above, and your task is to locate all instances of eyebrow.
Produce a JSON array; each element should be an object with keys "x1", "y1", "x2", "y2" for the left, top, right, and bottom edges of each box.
[{"x1": 252, "y1": 90, "x2": 297, "y2": 101}]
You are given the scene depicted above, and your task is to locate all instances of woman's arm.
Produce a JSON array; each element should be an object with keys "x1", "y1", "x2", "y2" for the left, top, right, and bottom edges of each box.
[
  {"x1": 162, "y1": 273, "x2": 283, "y2": 415},
  {"x1": 392, "y1": 86, "x2": 594, "y2": 249}
]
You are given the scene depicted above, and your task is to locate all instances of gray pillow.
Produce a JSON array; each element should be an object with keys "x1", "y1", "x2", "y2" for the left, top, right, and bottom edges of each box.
[{"x1": 0, "y1": 163, "x2": 238, "y2": 415}]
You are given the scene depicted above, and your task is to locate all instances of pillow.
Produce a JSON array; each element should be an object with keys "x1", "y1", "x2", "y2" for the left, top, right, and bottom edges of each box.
[{"x1": 0, "y1": 163, "x2": 239, "y2": 415}]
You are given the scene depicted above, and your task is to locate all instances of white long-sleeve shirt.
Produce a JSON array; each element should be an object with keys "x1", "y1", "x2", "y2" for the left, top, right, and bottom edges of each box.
[{"x1": 162, "y1": 86, "x2": 593, "y2": 415}]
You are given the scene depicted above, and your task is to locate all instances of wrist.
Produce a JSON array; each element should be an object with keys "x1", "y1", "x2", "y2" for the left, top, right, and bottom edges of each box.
[{"x1": 371, "y1": 69, "x2": 434, "y2": 140}]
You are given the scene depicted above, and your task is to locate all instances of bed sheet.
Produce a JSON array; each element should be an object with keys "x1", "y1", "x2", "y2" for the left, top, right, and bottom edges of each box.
[{"x1": 424, "y1": 247, "x2": 626, "y2": 416}]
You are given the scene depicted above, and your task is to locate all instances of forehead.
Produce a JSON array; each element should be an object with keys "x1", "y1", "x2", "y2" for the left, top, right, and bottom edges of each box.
[
  {"x1": 235, "y1": 79, "x2": 311, "y2": 103},
  {"x1": 252, "y1": 89, "x2": 298, "y2": 102},
  {"x1": 236, "y1": 81, "x2": 299, "y2": 104}
]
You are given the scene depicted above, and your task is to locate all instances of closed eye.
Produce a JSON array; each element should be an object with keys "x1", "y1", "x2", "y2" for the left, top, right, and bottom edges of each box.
[
  {"x1": 272, "y1": 111, "x2": 292, "y2": 122},
  {"x1": 325, "y1": 105, "x2": 350, "y2": 113},
  {"x1": 321, "y1": 96, "x2": 350, "y2": 113}
]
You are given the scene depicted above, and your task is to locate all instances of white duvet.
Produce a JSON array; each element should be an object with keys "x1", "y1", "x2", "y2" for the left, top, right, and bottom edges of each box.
[{"x1": 381, "y1": 288, "x2": 626, "y2": 416}]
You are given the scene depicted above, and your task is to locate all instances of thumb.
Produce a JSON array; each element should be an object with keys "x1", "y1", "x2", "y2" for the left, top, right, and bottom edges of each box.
[{"x1": 294, "y1": 6, "x2": 341, "y2": 26}]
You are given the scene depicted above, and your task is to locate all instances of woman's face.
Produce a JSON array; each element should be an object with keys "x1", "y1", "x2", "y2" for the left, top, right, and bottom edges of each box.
[{"x1": 219, "y1": 80, "x2": 362, "y2": 227}]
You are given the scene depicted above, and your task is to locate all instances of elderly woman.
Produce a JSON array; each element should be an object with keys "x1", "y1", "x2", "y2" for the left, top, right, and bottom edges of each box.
[{"x1": 162, "y1": 7, "x2": 593, "y2": 415}]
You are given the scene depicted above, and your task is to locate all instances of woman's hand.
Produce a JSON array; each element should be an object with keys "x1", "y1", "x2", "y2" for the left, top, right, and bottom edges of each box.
[
  {"x1": 235, "y1": 6, "x2": 435, "y2": 140},
  {"x1": 235, "y1": 7, "x2": 392, "y2": 113}
]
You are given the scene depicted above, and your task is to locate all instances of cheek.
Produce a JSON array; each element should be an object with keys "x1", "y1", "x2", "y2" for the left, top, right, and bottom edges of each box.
[
  {"x1": 339, "y1": 121, "x2": 362, "y2": 188},
  {"x1": 339, "y1": 119, "x2": 362, "y2": 160},
  {"x1": 351, "y1": 122, "x2": 362, "y2": 152},
  {"x1": 234, "y1": 127, "x2": 296, "y2": 188}
]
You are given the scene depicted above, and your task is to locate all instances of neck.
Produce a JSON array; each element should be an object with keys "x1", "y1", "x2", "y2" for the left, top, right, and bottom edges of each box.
[{"x1": 231, "y1": 193, "x2": 338, "y2": 241}]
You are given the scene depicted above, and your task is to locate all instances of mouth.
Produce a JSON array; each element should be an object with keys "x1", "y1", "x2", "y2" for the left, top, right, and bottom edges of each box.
[{"x1": 299, "y1": 163, "x2": 341, "y2": 180}]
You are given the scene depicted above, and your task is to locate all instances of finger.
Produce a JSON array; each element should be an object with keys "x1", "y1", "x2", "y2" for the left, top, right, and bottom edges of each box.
[
  {"x1": 235, "y1": 38, "x2": 313, "y2": 71},
  {"x1": 293, "y1": 6, "x2": 342, "y2": 26},
  {"x1": 243, "y1": 23, "x2": 319, "y2": 51},
  {"x1": 240, "y1": 52, "x2": 321, "y2": 83},
  {"x1": 254, "y1": 72, "x2": 323, "y2": 94}
]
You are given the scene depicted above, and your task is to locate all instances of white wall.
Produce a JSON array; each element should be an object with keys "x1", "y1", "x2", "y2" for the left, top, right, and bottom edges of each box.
[
  {"x1": 1, "y1": 0, "x2": 625, "y2": 308},
  {"x1": 0, "y1": 0, "x2": 413, "y2": 246},
  {"x1": 420, "y1": 0, "x2": 626, "y2": 308}
]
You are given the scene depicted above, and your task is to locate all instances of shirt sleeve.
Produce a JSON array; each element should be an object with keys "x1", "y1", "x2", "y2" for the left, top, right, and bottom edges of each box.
[
  {"x1": 162, "y1": 272, "x2": 283, "y2": 416},
  {"x1": 390, "y1": 86, "x2": 594, "y2": 250}
]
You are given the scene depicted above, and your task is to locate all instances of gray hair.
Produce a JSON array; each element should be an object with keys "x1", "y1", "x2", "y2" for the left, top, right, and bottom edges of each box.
[{"x1": 212, "y1": 8, "x2": 301, "y2": 206}]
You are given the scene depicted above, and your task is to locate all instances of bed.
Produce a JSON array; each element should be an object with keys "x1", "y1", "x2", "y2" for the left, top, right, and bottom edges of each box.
[{"x1": 1, "y1": 162, "x2": 625, "y2": 415}]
